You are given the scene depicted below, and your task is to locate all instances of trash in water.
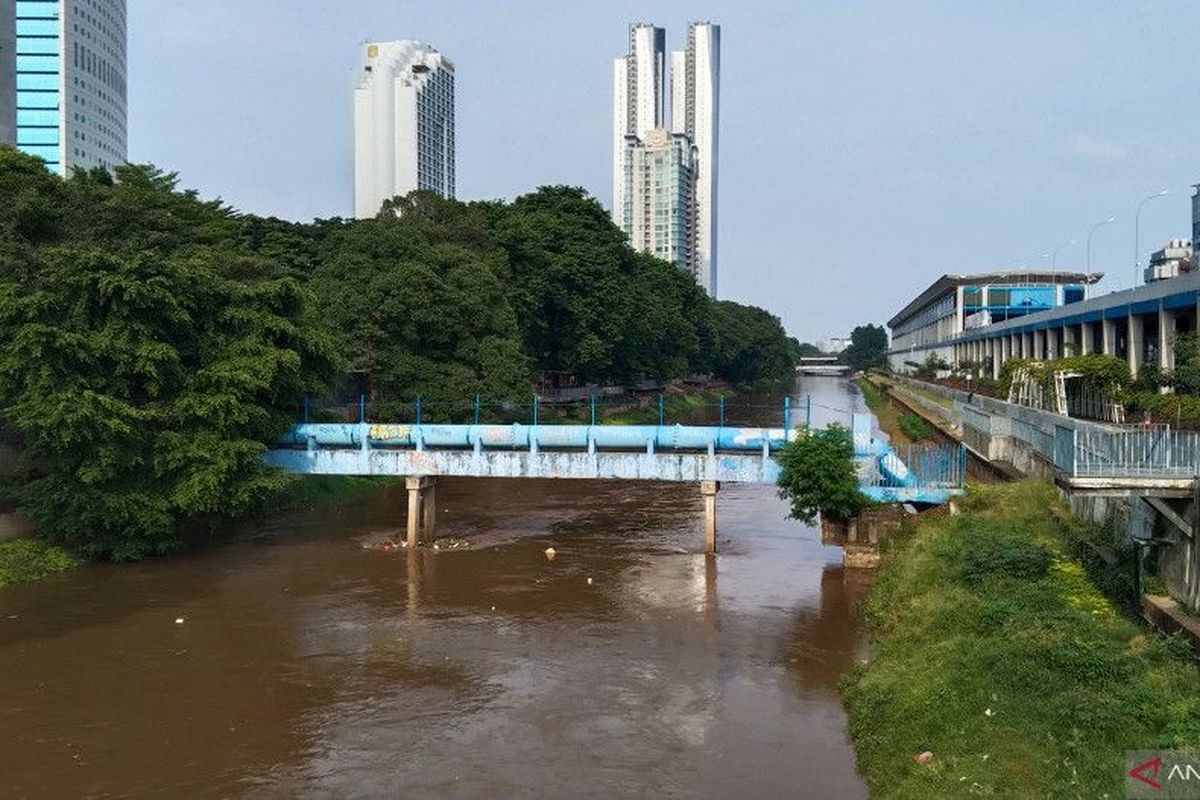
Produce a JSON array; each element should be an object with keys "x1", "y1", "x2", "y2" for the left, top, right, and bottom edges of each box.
[{"x1": 544, "y1": 547, "x2": 557, "y2": 561}]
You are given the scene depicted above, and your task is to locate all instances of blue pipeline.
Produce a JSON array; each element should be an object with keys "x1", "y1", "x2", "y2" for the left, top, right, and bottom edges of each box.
[{"x1": 281, "y1": 422, "x2": 795, "y2": 452}]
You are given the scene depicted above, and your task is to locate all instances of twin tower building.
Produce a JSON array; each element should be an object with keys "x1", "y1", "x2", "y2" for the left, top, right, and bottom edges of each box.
[
  {"x1": 354, "y1": 21, "x2": 721, "y2": 298},
  {"x1": 613, "y1": 22, "x2": 720, "y2": 298}
]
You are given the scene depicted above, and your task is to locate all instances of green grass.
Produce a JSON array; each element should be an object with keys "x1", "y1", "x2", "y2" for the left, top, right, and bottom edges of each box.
[
  {"x1": 600, "y1": 391, "x2": 721, "y2": 425},
  {"x1": 843, "y1": 481, "x2": 1200, "y2": 799},
  {"x1": 0, "y1": 538, "x2": 77, "y2": 589},
  {"x1": 898, "y1": 412, "x2": 932, "y2": 442},
  {"x1": 266, "y1": 475, "x2": 399, "y2": 511},
  {"x1": 858, "y1": 378, "x2": 887, "y2": 415}
]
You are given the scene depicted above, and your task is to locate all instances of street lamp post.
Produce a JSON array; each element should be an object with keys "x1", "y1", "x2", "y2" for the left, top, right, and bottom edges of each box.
[
  {"x1": 1086, "y1": 216, "x2": 1115, "y2": 298},
  {"x1": 1134, "y1": 190, "x2": 1169, "y2": 289}
]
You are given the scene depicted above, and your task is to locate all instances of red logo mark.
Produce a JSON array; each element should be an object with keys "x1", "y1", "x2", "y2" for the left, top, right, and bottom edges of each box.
[{"x1": 1130, "y1": 756, "x2": 1163, "y2": 790}]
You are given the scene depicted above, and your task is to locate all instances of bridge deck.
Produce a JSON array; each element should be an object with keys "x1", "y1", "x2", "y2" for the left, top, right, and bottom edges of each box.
[{"x1": 266, "y1": 417, "x2": 963, "y2": 505}]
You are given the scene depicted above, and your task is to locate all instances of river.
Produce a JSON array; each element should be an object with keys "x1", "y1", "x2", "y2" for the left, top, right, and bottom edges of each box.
[{"x1": 0, "y1": 376, "x2": 872, "y2": 798}]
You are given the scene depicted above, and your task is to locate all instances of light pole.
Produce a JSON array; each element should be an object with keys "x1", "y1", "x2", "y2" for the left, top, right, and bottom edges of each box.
[
  {"x1": 1086, "y1": 216, "x2": 1115, "y2": 288},
  {"x1": 1134, "y1": 190, "x2": 1169, "y2": 289}
]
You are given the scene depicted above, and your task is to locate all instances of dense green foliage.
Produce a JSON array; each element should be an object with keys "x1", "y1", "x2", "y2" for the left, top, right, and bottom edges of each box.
[
  {"x1": 0, "y1": 151, "x2": 339, "y2": 559},
  {"x1": 844, "y1": 482, "x2": 1200, "y2": 799},
  {"x1": 0, "y1": 539, "x2": 77, "y2": 588},
  {"x1": 840, "y1": 324, "x2": 889, "y2": 372},
  {"x1": 776, "y1": 425, "x2": 871, "y2": 524},
  {"x1": 0, "y1": 148, "x2": 801, "y2": 559}
]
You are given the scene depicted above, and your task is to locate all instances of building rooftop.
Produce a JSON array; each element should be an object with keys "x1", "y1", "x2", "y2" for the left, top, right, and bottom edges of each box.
[{"x1": 888, "y1": 270, "x2": 1103, "y2": 329}]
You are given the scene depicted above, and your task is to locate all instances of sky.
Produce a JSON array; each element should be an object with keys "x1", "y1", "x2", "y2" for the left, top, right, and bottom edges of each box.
[{"x1": 127, "y1": 1, "x2": 1200, "y2": 345}]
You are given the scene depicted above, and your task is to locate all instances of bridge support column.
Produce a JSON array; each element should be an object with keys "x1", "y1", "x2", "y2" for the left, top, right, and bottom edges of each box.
[
  {"x1": 406, "y1": 475, "x2": 436, "y2": 547},
  {"x1": 701, "y1": 480, "x2": 720, "y2": 554}
]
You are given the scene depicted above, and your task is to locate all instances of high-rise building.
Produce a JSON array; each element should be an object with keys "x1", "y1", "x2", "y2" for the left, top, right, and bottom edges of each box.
[
  {"x1": 673, "y1": 22, "x2": 720, "y2": 297},
  {"x1": 0, "y1": 2, "x2": 14, "y2": 146},
  {"x1": 13, "y1": 0, "x2": 127, "y2": 174},
  {"x1": 354, "y1": 40, "x2": 455, "y2": 219},
  {"x1": 612, "y1": 23, "x2": 665, "y2": 225},
  {"x1": 622, "y1": 128, "x2": 696, "y2": 268},
  {"x1": 612, "y1": 22, "x2": 720, "y2": 296}
]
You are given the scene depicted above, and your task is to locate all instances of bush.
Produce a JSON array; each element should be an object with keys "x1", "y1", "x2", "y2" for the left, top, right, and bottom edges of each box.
[
  {"x1": 776, "y1": 425, "x2": 871, "y2": 524},
  {"x1": 0, "y1": 539, "x2": 77, "y2": 588}
]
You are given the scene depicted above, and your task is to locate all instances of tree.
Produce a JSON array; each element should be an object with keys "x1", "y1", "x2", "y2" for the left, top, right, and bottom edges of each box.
[
  {"x1": 841, "y1": 324, "x2": 889, "y2": 372},
  {"x1": 0, "y1": 249, "x2": 336, "y2": 559},
  {"x1": 796, "y1": 341, "x2": 824, "y2": 358},
  {"x1": 709, "y1": 301, "x2": 797, "y2": 385},
  {"x1": 776, "y1": 426, "x2": 871, "y2": 524}
]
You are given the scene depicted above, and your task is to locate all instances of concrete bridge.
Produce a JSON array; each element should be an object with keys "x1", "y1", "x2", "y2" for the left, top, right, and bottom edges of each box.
[{"x1": 266, "y1": 413, "x2": 963, "y2": 553}]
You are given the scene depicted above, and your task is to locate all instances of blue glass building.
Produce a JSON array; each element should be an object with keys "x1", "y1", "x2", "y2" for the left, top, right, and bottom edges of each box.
[{"x1": 12, "y1": 0, "x2": 126, "y2": 175}]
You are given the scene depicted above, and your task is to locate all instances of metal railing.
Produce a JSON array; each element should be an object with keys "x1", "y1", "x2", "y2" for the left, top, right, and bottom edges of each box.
[
  {"x1": 863, "y1": 444, "x2": 967, "y2": 490},
  {"x1": 1072, "y1": 426, "x2": 1200, "y2": 478},
  {"x1": 1011, "y1": 417, "x2": 1056, "y2": 462}
]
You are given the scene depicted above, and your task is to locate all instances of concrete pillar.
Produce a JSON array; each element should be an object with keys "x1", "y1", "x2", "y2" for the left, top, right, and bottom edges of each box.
[
  {"x1": 1103, "y1": 318, "x2": 1116, "y2": 356},
  {"x1": 1160, "y1": 305, "x2": 1174, "y2": 371},
  {"x1": 406, "y1": 475, "x2": 436, "y2": 547},
  {"x1": 1062, "y1": 325, "x2": 1075, "y2": 357},
  {"x1": 701, "y1": 480, "x2": 719, "y2": 554},
  {"x1": 992, "y1": 338, "x2": 1001, "y2": 380},
  {"x1": 1080, "y1": 323, "x2": 1091, "y2": 355},
  {"x1": 1128, "y1": 313, "x2": 1143, "y2": 378}
]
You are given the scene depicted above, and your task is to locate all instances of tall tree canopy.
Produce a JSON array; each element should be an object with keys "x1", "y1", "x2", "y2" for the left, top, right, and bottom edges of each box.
[
  {"x1": 0, "y1": 148, "x2": 802, "y2": 559},
  {"x1": 840, "y1": 324, "x2": 890, "y2": 372}
]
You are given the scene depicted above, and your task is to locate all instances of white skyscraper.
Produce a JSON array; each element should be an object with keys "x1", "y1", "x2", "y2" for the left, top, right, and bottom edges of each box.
[
  {"x1": 12, "y1": 0, "x2": 128, "y2": 174},
  {"x1": 613, "y1": 22, "x2": 720, "y2": 296},
  {"x1": 674, "y1": 22, "x2": 720, "y2": 297},
  {"x1": 354, "y1": 40, "x2": 455, "y2": 219},
  {"x1": 612, "y1": 24, "x2": 666, "y2": 230}
]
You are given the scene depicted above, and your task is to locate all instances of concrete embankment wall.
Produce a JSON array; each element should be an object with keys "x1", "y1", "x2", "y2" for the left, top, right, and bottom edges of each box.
[{"x1": 879, "y1": 374, "x2": 1187, "y2": 606}]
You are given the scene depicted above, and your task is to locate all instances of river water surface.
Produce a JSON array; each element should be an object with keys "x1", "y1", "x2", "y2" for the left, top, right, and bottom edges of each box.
[{"x1": 0, "y1": 377, "x2": 872, "y2": 798}]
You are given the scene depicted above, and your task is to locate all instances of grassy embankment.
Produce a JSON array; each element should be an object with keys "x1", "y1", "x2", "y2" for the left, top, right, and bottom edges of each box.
[
  {"x1": 843, "y1": 481, "x2": 1200, "y2": 799},
  {"x1": 857, "y1": 378, "x2": 931, "y2": 443},
  {"x1": 599, "y1": 390, "x2": 723, "y2": 425}
]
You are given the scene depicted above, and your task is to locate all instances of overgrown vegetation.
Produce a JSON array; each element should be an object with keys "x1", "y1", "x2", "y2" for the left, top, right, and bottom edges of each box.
[
  {"x1": 0, "y1": 147, "x2": 803, "y2": 560},
  {"x1": 843, "y1": 482, "x2": 1200, "y2": 799},
  {"x1": 999, "y1": 354, "x2": 1130, "y2": 399},
  {"x1": 0, "y1": 539, "x2": 77, "y2": 588},
  {"x1": 897, "y1": 413, "x2": 931, "y2": 442},
  {"x1": 776, "y1": 425, "x2": 872, "y2": 523}
]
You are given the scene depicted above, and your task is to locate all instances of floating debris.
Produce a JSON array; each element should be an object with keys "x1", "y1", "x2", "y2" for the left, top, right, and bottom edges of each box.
[
  {"x1": 544, "y1": 547, "x2": 557, "y2": 561},
  {"x1": 431, "y1": 537, "x2": 471, "y2": 551}
]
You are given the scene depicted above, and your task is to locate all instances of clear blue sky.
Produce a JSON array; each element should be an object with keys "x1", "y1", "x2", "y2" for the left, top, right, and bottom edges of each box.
[{"x1": 128, "y1": 1, "x2": 1200, "y2": 345}]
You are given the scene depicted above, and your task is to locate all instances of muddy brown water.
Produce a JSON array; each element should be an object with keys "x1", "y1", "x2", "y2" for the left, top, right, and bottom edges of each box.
[{"x1": 0, "y1": 377, "x2": 873, "y2": 798}]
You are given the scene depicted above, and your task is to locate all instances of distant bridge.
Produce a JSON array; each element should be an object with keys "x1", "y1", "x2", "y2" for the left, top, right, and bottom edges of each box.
[
  {"x1": 797, "y1": 356, "x2": 850, "y2": 376},
  {"x1": 266, "y1": 413, "x2": 962, "y2": 552}
]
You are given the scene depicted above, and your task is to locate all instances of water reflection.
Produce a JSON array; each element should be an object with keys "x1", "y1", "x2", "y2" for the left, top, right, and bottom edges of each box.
[{"x1": 0, "y1": 377, "x2": 870, "y2": 798}]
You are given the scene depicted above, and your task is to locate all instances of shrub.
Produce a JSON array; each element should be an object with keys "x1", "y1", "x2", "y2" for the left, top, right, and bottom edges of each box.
[
  {"x1": 0, "y1": 539, "x2": 77, "y2": 588},
  {"x1": 776, "y1": 424, "x2": 871, "y2": 524}
]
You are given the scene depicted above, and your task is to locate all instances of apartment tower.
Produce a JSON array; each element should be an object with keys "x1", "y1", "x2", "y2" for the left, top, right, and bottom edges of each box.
[
  {"x1": 353, "y1": 40, "x2": 455, "y2": 219},
  {"x1": 613, "y1": 22, "x2": 720, "y2": 296}
]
